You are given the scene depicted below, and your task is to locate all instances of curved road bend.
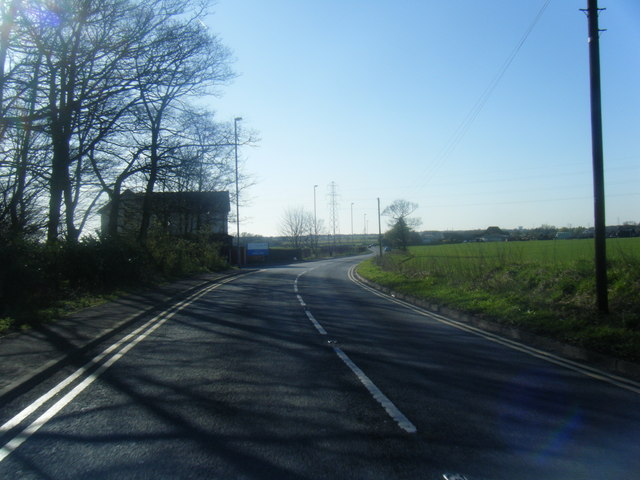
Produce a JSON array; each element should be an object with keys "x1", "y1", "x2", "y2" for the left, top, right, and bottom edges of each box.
[{"x1": 1, "y1": 256, "x2": 639, "y2": 479}]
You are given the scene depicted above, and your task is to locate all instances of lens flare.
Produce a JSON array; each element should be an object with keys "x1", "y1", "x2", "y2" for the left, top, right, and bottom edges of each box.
[{"x1": 498, "y1": 368, "x2": 584, "y2": 466}]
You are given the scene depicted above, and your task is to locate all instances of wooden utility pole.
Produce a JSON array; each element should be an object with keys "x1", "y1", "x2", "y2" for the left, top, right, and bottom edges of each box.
[
  {"x1": 377, "y1": 198, "x2": 383, "y2": 259},
  {"x1": 234, "y1": 117, "x2": 243, "y2": 266},
  {"x1": 585, "y1": 0, "x2": 608, "y2": 313}
]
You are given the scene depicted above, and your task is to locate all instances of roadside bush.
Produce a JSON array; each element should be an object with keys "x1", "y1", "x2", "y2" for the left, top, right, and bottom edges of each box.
[
  {"x1": 146, "y1": 235, "x2": 227, "y2": 276},
  {"x1": 60, "y1": 236, "x2": 152, "y2": 290},
  {"x1": 0, "y1": 238, "x2": 52, "y2": 312},
  {"x1": 0, "y1": 234, "x2": 229, "y2": 334}
]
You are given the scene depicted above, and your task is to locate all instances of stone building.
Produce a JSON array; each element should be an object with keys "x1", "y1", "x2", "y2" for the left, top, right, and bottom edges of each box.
[{"x1": 100, "y1": 190, "x2": 230, "y2": 239}]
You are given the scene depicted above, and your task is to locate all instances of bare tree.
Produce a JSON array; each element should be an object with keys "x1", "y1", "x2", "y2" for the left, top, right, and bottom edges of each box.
[
  {"x1": 0, "y1": 0, "x2": 21, "y2": 138},
  {"x1": 0, "y1": 53, "x2": 48, "y2": 238},
  {"x1": 155, "y1": 109, "x2": 235, "y2": 193},
  {"x1": 382, "y1": 199, "x2": 421, "y2": 228},
  {"x1": 8, "y1": 0, "x2": 161, "y2": 242},
  {"x1": 133, "y1": 13, "x2": 233, "y2": 241},
  {"x1": 0, "y1": 0, "x2": 236, "y2": 243},
  {"x1": 280, "y1": 207, "x2": 314, "y2": 250},
  {"x1": 382, "y1": 199, "x2": 422, "y2": 251},
  {"x1": 0, "y1": 1, "x2": 49, "y2": 238}
]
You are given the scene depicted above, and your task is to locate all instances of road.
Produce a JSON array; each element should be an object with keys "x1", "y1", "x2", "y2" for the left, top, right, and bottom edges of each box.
[{"x1": 1, "y1": 255, "x2": 639, "y2": 479}]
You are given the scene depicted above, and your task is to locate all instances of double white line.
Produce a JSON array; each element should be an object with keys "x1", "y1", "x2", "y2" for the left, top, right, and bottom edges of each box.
[{"x1": 0, "y1": 275, "x2": 239, "y2": 463}]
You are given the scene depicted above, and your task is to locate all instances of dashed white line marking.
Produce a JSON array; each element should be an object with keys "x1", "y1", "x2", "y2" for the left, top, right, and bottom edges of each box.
[
  {"x1": 305, "y1": 310, "x2": 327, "y2": 335},
  {"x1": 333, "y1": 347, "x2": 417, "y2": 434},
  {"x1": 296, "y1": 268, "x2": 417, "y2": 434},
  {"x1": 296, "y1": 294, "x2": 306, "y2": 307}
]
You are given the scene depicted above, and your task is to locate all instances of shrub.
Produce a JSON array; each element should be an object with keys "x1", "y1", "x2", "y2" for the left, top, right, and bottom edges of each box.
[
  {"x1": 0, "y1": 234, "x2": 229, "y2": 333},
  {"x1": 146, "y1": 235, "x2": 227, "y2": 276}
]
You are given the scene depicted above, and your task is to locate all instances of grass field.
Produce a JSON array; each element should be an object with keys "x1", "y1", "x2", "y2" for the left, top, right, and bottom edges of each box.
[
  {"x1": 403, "y1": 237, "x2": 638, "y2": 265},
  {"x1": 357, "y1": 238, "x2": 640, "y2": 362}
]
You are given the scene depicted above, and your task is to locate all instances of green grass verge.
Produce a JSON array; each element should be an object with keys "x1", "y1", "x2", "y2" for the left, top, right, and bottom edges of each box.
[
  {"x1": 0, "y1": 287, "x2": 139, "y2": 335},
  {"x1": 357, "y1": 238, "x2": 640, "y2": 363}
]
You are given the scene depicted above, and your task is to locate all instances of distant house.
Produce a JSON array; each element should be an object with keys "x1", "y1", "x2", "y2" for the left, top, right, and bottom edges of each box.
[
  {"x1": 421, "y1": 231, "x2": 445, "y2": 244},
  {"x1": 613, "y1": 224, "x2": 640, "y2": 238},
  {"x1": 478, "y1": 226, "x2": 509, "y2": 242},
  {"x1": 100, "y1": 190, "x2": 230, "y2": 239},
  {"x1": 555, "y1": 231, "x2": 573, "y2": 240}
]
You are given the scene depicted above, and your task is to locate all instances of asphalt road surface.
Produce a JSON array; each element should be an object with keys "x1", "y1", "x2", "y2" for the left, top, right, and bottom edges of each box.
[{"x1": 1, "y1": 256, "x2": 639, "y2": 479}]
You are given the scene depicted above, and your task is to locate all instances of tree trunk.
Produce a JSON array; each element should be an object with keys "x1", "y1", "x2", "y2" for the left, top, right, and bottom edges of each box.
[
  {"x1": 8, "y1": 58, "x2": 41, "y2": 237},
  {"x1": 64, "y1": 179, "x2": 79, "y2": 243},
  {"x1": 0, "y1": 0, "x2": 18, "y2": 119},
  {"x1": 138, "y1": 121, "x2": 160, "y2": 243},
  {"x1": 8, "y1": 133, "x2": 29, "y2": 236},
  {"x1": 108, "y1": 179, "x2": 124, "y2": 237},
  {"x1": 47, "y1": 132, "x2": 70, "y2": 243}
]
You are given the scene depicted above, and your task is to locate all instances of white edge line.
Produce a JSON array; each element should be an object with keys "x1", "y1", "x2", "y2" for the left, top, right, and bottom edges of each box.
[
  {"x1": 0, "y1": 313, "x2": 159, "y2": 434},
  {"x1": 0, "y1": 314, "x2": 170, "y2": 462},
  {"x1": 0, "y1": 276, "x2": 240, "y2": 462},
  {"x1": 295, "y1": 268, "x2": 415, "y2": 433},
  {"x1": 333, "y1": 347, "x2": 417, "y2": 434},
  {"x1": 347, "y1": 265, "x2": 640, "y2": 395}
]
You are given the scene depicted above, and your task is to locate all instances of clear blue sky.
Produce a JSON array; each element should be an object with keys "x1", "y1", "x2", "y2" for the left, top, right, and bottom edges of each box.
[{"x1": 205, "y1": 0, "x2": 639, "y2": 237}]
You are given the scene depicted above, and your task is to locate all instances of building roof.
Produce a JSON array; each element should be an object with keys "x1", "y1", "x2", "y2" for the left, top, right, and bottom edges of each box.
[{"x1": 100, "y1": 190, "x2": 230, "y2": 214}]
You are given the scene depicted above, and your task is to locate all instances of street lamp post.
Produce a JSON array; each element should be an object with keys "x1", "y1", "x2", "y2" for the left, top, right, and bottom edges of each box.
[
  {"x1": 350, "y1": 202, "x2": 354, "y2": 249},
  {"x1": 234, "y1": 117, "x2": 242, "y2": 266},
  {"x1": 313, "y1": 185, "x2": 318, "y2": 253}
]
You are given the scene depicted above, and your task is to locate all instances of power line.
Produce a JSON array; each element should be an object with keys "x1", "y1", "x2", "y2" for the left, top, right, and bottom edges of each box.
[{"x1": 417, "y1": 0, "x2": 552, "y2": 191}]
